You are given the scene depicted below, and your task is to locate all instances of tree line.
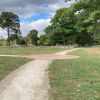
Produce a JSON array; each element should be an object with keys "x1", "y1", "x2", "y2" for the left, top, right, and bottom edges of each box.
[
  {"x1": 44, "y1": 0, "x2": 100, "y2": 46},
  {"x1": 0, "y1": 12, "x2": 49, "y2": 46},
  {"x1": 0, "y1": 0, "x2": 100, "y2": 46}
]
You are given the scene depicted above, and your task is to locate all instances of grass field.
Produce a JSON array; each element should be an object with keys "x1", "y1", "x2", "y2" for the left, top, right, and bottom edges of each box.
[
  {"x1": 0, "y1": 48, "x2": 69, "y2": 81},
  {"x1": 48, "y1": 47, "x2": 100, "y2": 100},
  {"x1": 92, "y1": 45, "x2": 100, "y2": 47},
  {"x1": 0, "y1": 48, "x2": 69, "y2": 55},
  {"x1": 0, "y1": 57, "x2": 33, "y2": 81}
]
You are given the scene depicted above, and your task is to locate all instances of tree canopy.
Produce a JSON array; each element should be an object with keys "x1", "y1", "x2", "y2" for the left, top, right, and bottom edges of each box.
[
  {"x1": 39, "y1": 34, "x2": 47, "y2": 46},
  {"x1": 44, "y1": 8, "x2": 75, "y2": 46},
  {"x1": 0, "y1": 11, "x2": 21, "y2": 46},
  {"x1": 44, "y1": 0, "x2": 100, "y2": 46},
  {"x1": 63, "y1": 0, "x2": 100, "y2": 34},
  {"x1": 27, "y1": 29, "x2": 38, "y2": 45}
]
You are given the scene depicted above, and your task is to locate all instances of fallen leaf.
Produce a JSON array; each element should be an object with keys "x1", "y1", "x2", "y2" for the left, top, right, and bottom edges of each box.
[
  {"x1": 77, "y1": 84, "x2": 81, "y2": 87},
  {"x1": 76, "y1": 90, "x2": 81, "y2": 91},
  {"x1": 96, "y1": 96, "x2": 98, "y2": 98}
]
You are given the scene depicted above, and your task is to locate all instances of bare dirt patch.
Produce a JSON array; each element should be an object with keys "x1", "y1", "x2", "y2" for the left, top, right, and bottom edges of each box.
[
  {"x1": 26, "y1": 54, "x2": 80, "y2": 60},
  {"x1": 26, "y1": 48, "x2": 80, "y2": 60}
]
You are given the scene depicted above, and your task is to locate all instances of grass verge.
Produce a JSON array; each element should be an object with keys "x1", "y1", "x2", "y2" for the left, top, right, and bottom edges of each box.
[
  {"x1": 48, "y1": 48, "x2": 100, "y2": 100},
  {"x1": 0, "y1": 56, "x2": 33, "y2": 81},
  {"x1": 0, "y1": 48, "x2": 69, "y2": 55}
]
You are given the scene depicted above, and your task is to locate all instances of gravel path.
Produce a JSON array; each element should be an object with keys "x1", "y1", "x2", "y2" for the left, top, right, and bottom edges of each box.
[
  {"x1": 0, "y1": 60, "x2": 52, "y2": 100},
  {"x1": 0, "y1": 48, "x2": 81, "y2": 100}
]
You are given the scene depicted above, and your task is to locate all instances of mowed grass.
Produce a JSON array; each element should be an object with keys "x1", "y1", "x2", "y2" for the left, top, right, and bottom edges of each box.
[
  {"x1": 85, "y1": 47, "x2": 100, "y2": 54},
  {"x1": 0, "y1": 48, "x2": 69, "y2": 81},
  {"x1": 92, "y1": 45, "x2": 100, "y2": 47},
  {"x1": 48, "y1": 48, "x2": 100, "y2": 100},
  {"x1": 0, "y1": 57, "x2": 32, "y2": 81},
  {"x1": 0, "y1": 48, "x2": 69, "y2": 55}
]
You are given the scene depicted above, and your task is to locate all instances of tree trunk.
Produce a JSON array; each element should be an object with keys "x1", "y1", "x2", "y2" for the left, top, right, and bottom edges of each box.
[
  {"x1": 7, "y1": 27, "x2": 10, "y2": 46},
  {"x1": 15, "y1": 38, "x2": 17, "y2": 44},
  {"x1": 63, "y1": 32, "x2": 65, "y2": 46}
]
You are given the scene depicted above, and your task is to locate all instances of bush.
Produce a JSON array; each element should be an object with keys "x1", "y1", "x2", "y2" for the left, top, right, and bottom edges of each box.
[{"x1": 2, "y1": 40, "x2": 7, "y2": 46}]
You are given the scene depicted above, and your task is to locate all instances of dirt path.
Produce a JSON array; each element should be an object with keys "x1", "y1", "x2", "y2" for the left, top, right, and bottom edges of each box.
[
  {"x1": 0, "y1": 48, "x2": 81, "y2": 100},
  {"x1": 0, "y1": 60, "x2": 52, "y2": 100},
  {"x1": 0, "y1": 48, "x2": 80, "y2": 60}
]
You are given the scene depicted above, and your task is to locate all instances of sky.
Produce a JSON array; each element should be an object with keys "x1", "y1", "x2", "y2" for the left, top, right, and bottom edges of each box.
[{"x1": 0, "y1": 0, "x2": 75, "y2": 39}]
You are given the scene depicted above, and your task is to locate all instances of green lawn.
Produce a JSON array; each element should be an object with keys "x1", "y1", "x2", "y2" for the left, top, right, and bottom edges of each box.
[
  {"x1": 0, "y1": 48, "x2": 69, "y2": 55},
  {"x1": 0, "y1": 48, "x2": 69, "y2": 81},
  {"x1": 0, "y1": 57, "x2": 33, "y2": 81},
  {"x1": 48, "y1": 48, "x2": 100, "y2": 100},
  {"x1": 92, "y1": 45, "x2": 100, "y2": 47}
]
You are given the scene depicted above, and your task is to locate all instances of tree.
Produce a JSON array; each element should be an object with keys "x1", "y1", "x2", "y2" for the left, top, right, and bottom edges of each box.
[
  {"x1": 39, "y1": 34, "x2": 47, "y2": 46},
  {"x1": 9, "y1": 34, "x2": 18, "y2": 44},
  {"x1": 2, "y1": 40, "x2": 7, "y2": 46},
  {"x1": 92, "y1": 34, "x2": 100, "y2": 44},
  {"x1": 27, "y1": 29, "x2": 38, "y2": 45},
  {"x1": 44, "y1": 8, "x2": 75, "y2": 46},
  {"x1": 17, "y1": 36, "x2": 26, "y2": 45},
  {"x1": 0, "y1": 12, "x2": 21, "y2": 46},
  {"x1": 44, "y1": 24, "x2": 65, "y2": 45},
  {"x1": 63, "y1": 0, "x2": 100, "y2": 34},
  {"x1": 44, "y1": 39, "x2": 50, "y2": 46},
  {"x1": 37, "y1": 40, "x2": 41, "y2": 45},
  {"x1": 51, "y1": 8, "x2": 75, "y2": 46},
  {"x1": 74, "y1": 10, "x2": 92, "y2": 46},
  {"x1": 62, "y1": 0, "x2": 99, "y2": 46}
]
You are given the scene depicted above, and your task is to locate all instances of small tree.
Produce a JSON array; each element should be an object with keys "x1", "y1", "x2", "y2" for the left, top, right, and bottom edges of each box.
[
  {"x1": 40, "y1": 34, "x2": 47, "y2": 46},
  {"x1": 27, "y1": 29, "x2": 38, "y2": 45},
  {"x1": 0, "y1": 12, "x2": 21, "y2": 46},
  {"x1": 44, "y1": 39, "x2": 50, "y2": 46},
  {"x1": 37, "y1": 40, "x2": 41, "y2": 45},
  {"x1": 2, "y1": 40, "x2": 7, "y2": 46}
]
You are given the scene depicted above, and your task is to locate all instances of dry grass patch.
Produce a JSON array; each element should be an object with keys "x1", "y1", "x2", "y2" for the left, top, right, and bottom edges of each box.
[{"x1": 84, "y1": 47, "x2": 100, "y2": 54}]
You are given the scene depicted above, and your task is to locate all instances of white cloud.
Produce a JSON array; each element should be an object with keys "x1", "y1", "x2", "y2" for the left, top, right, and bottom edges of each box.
[
  {"x1": 0, "y1": 0, "x2": 75, "y2": 19},
  {"x1": 20, "y1": 19, "x2": 51, "y2": 37},
  {"x1": 0, "y1": 28, "x2": 8, "y2": 39},
  {"x1": 21, "y1": 13, "x2": 36, "y2": 19},
  {"x1": 0, "y1": 19, "x2": 51, "y2": 39},
  {"x1": 0, "y1": 0, "x2": 76, "y2": 39}
]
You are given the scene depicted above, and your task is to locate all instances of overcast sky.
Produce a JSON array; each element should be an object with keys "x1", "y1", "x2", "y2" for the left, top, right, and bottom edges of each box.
[{"x1": 0, "y1": 0, "x2": 75, "y2": 39}]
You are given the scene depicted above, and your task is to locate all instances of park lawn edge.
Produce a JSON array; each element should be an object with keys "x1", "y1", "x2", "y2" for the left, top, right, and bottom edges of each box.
[
  {"x1": 48, "y1": 49, "x2": 100, "y2": 100},
  {"x1": 0, "y1": 56, "x2": 33, "y2": 81},
  {"x1": 0, "y1": 48, "x2": 70, "y2": 55}
]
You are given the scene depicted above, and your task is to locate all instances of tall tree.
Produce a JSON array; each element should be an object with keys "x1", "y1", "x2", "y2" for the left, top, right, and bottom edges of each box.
[
  {"x1": 63, "y1": 0, "x2": 100, "y2": 34},
  {"x1": 74, "y1": 10, "x2": 93, "y2": 46},
  {"x1": 0, "y1": 12, "x2": 21, "y2": 46},
  {"x1": 44, "y1": 8, "x2": 75, "y2": 46},
  {"x1": 27, "y1": 29, "x2": 38, "y2": 45},
  {"x1": 44, "y1": 24, "x2": 64, "y2": 45}
]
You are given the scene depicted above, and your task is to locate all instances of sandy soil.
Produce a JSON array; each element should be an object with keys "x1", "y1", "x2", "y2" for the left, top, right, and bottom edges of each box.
[{"x1": 0, "y1": 48, "x2": 81, "y2": 100}]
